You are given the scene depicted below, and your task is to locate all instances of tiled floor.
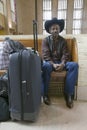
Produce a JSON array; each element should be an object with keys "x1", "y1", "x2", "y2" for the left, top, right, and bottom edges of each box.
[{"x1": 0, "y1": 97, "x2": 87, "y2": 130}]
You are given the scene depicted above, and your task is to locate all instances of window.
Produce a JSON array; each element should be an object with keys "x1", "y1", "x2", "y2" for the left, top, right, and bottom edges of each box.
[
  {"x1": 0, "y1": 1, "x2": 4, "y2": 14},
  {"x1": 73, "y1": 0, "x2": 83, "y2": 34},
  {"x1": 42, "y1": 0, "x2": 84, "y2": 34},
  {"x1": 10, "y1": 0, "x2": 16, "y2": 23},
  {"x1": 43, "y1": 0, "x2": 52, "y2": 34},
  {"x1": 57, "y1": 0, "x2": 67, "y2": 34}
]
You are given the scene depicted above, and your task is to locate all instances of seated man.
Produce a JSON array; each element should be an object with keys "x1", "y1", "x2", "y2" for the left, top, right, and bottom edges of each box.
[{"x1": 41, "y1": 17, "x2": 78, "y2": 108}]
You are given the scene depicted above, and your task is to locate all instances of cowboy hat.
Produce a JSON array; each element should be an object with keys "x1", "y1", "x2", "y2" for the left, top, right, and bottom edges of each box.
[{"x1": 44, "y1": 18, "x2": 64, "y2": 33}]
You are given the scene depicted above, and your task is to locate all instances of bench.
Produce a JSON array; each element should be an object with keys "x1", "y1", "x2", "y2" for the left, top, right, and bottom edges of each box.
[{"x1": 0, "y1": 35, "x2": 78, "y2": 98}]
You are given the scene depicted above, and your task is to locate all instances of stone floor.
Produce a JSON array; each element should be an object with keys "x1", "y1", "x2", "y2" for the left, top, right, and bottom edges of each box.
[{"x1": 0, "y1": 97, "x2": 87, "y2": 130}]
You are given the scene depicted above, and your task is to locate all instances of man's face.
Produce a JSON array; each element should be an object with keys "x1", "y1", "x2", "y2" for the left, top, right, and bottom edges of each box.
[{"x1": 49, "y1": 24, "x2": 60, "y2": 36}]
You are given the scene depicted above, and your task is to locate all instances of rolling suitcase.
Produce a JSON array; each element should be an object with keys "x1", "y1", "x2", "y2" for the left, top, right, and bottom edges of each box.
[{"x1": 8, "y1": 20, "x2": 41, "y2": 121}]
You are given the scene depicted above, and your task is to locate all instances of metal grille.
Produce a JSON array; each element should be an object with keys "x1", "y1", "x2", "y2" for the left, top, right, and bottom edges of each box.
[{"x1": 48, "y1": 82, "x2": 64, "y2": 97}]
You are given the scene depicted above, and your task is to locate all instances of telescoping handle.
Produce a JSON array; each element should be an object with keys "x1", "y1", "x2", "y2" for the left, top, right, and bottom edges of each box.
[{"x1": 33, "y1": 20, "x2": 38, "y2": 53}]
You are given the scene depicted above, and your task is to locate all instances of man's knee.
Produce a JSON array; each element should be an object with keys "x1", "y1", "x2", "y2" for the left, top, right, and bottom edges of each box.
[
  {"x1": 66, "y1": 62, "x2": 78, "y2": 70},
  {"x1": 71, "y1": 62, "x2": 78, "y2": 69},
  {"x1": 42, "y1": 61, "x2": 53, "y2": 72}
]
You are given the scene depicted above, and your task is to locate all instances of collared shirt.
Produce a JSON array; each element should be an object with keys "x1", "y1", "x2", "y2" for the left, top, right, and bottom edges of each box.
[{"x1": 0, "y1": 41, "x2": 13, "y2": 70}]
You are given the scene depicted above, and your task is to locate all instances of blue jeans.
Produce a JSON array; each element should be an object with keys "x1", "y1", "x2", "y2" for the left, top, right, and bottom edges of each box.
[{"x1": 42, "y1": 61, "x2": 78, "y2": 96}]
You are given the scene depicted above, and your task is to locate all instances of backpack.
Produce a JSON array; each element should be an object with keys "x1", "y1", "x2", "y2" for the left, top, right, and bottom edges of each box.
[
  {"x1": 0, "y1": 72, "x2": 8, "y2": 99},
  {"x1": 0, "y1": 72, "x2": 10, "y2": 121},
  {"x1": 0, "y1": 97, "x2": 10, "y2": 121}
]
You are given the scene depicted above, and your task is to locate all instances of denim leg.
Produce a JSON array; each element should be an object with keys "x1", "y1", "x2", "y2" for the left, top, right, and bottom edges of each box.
[
  {"x1": 42, "y1": 61, "x2": 53, "y2": 96},
  {"x1": 64, "y1": 62, "x2": 78, "y2": 95}
]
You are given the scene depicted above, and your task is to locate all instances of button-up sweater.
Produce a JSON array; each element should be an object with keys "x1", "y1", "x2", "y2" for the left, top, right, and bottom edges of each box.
[{"x1": 42, "y1": 35, "x2": 71, "y2": 64}]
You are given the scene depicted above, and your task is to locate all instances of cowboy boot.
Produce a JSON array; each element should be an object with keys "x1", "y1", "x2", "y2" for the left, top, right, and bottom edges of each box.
[
  {"x1": 64, "y1": 94, "x2": 74, "y2": 108},
  {"x1": 43, "y1": 95, "x2": 51, "y2": 105}
]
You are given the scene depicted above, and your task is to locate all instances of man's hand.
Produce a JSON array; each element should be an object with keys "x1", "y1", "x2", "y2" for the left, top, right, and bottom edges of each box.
[{"x1": 53, "y1": 63, "x2": 65, "y2": 72}]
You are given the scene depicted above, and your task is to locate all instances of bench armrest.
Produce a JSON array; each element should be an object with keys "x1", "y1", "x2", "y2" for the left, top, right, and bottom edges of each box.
[
  {"x1": 0, "y1": 70, "x2": 7, "y2": 76},
  {"x1": 72, "y1": 38, "x2": 78, "y2": 63}
]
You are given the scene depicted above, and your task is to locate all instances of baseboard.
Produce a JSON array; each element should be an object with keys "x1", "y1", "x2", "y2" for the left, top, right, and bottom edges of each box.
[{"x1": 77, "y1": 86, "x2": 87, "y2": 101}]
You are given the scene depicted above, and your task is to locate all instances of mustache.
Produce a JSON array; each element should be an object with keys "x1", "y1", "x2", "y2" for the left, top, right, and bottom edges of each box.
[
  {"x1": 52, "y1": 32, "x2": 59, "y2": 36},
  {"x1": 52, "y1": 31, "x2": 59, "y2": 34}
]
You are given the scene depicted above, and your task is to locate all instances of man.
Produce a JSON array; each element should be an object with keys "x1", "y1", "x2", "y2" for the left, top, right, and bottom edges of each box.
[{"x1": 41, "y1": 18, "x2": 78, "y2": 108}]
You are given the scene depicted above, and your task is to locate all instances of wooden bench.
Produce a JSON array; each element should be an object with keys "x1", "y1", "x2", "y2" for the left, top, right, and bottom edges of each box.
[{"x1": 0, "y1": 35, "x2": 78, "y2": 98}]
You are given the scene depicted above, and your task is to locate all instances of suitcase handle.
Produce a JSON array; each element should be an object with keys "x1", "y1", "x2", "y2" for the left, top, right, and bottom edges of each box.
[{"x1": 33, "y1": 20, "x2": 38, "y2": 53}]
